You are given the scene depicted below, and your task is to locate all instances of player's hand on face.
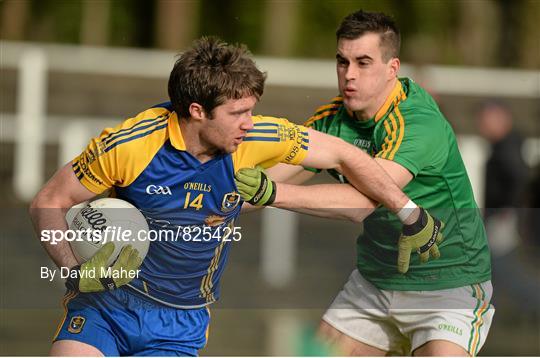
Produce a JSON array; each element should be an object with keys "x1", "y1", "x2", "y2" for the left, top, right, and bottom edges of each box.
[
  {"x1": 397, "y1": 208, "x2": 444, "y2": 274},
  {"x1": 66, "y1": 242, "x2": 143, "y2": 293},
  {"x1": 234, "y1": 166, "x2": 276, "y2": 206}
]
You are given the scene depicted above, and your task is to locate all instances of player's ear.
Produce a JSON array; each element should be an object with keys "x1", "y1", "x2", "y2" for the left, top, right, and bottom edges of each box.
[
  {"x1": 387, "y1": 57, "x2": 400, "y2": 79},
  {"x1": 188, "y1": 103, "x2": 206, "y2": 121}
]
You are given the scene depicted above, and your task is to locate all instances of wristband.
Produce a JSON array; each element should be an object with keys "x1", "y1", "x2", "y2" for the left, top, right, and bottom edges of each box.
[
  {"x1": 248, "y1": 171, "x2": 276, "y2": 206},
  {"x1": 265, "y1": 180, "x2": 277, "y2": 206},
  {"x1": 397, "y1": 199, "x2": 418, "y2": 222},
  {"x1": 402, "y1": 208, "x2": 427, "y2": 235}
]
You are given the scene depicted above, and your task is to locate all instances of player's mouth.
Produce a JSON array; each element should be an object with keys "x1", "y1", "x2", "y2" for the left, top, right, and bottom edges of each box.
[
  {"x1": 343, "y1": 87, "x2": 357, "y2": 96},
  {"x1": 233, "y1": 136, "x2": 245, "y2": 145}
]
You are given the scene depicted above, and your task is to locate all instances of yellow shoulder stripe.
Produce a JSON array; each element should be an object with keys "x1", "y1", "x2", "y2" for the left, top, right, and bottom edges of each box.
[
  {"x1": 376, "y1": 106, "x2": 406, "y2": 160},
  {"x1": 374, "y1": 81, "x2": 407, "y2": 123},
  {"x1": 314, "y1": 102, "x2": 341, "y2": 113},
  {"x1": 305, "y1": 109, "x2": 339, "y2": 127},
  {"x1": 314, "y1": 96, "x2": 342, "y2": 111},
  {"x1": 304, "y1": 96, "x2": 343, "y2": 127},
  {"x1": 102, "y1": 114, "x2": 170, "y2": 153}
]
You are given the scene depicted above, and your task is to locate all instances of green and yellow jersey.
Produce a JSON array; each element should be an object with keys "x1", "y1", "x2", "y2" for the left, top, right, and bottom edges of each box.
[{"x1": 305, "y1": 78, "x2": 491, "y2": 291}]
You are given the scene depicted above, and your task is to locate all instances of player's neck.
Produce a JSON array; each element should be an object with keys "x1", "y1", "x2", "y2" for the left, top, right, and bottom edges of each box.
[
  {"x1": 352, "y1": 78, "x2": 398, "y2": 121},
  {"x1": 179, "y1": 120, "x2": 219, "y2": 163}
]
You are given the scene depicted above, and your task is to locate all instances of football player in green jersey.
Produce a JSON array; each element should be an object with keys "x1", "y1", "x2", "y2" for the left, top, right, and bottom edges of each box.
[{"x1": 235, "y1": 10, "x2": 493, "y2": 356}]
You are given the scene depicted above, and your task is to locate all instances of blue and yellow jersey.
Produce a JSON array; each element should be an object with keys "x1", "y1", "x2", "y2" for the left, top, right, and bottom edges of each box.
[{"x1": 72, "y1": 102, "x2": 309, "y2": 307}]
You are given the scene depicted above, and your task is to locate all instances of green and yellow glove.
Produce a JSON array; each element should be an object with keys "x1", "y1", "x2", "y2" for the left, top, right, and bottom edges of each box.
[
  {"x1": 397, "y1": 208, "x2": 444, "y2": 274},
  {"x1": 66, "y1": 242, "x2": 142, "y2": 293},
  {"x1": 234, "y1": 166, "x2": 276, "y2": 206}
]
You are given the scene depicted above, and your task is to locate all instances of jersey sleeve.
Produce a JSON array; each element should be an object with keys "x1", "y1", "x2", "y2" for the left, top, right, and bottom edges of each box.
[
  {"x1": 232, "y1": 116, "x2": 310, "y2": 171},
  {"x1": 72, "y1": 108, "x2": 170, "y2": 194},
  {"x1": 301, "y1": 97, "x2": 342, "y2": 173},
  {"x1": 374, "y1": 106, "x2": 448, "y2": 176},
  {"x1": 72, "y1": 126, "x2": 123, "y2": 194}
]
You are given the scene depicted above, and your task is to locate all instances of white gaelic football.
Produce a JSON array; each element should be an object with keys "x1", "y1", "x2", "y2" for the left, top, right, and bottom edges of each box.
[{"x1": 68, "y1": 198, "x2": 149, "y2": 266}]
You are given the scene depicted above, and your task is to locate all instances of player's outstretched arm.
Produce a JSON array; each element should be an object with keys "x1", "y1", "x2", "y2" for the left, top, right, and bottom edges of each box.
[
  {"x1": 236, "y1": 128, "x2": 417, "y2": 219},
  {"x1": 273, "y1": 182, "x2": 377, "y2": 222},
  {"x1": 300, "y1": 129, "x2": 413, "y2": 216},
  {"x1": 29, "y1": 163, "x2": 97, "y2": 269},
  {"x1": 238, "y1": 163, "x2": 316, "y2": 214},
  {"x1": 234, "y1": 129, "x2": 445, "y2": 272}
]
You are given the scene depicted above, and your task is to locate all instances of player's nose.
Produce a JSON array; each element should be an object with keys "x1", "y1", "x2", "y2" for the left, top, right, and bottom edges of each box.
[
  {"x1": 345, "y1": 64, "x2": 357, "y2": 81},
  {"x1": 241, "y1": 115, "x2": 254, "y2": 130}
]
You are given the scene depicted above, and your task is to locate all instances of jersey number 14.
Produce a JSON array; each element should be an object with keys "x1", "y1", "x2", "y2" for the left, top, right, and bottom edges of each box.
[{"x1": 183, "y1": 192, "x2": 204, "y2": 210}]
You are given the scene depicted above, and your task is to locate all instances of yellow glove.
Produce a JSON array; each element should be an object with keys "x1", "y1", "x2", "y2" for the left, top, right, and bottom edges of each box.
[
  {"x1": 397, "y1": 208, "x2": 444, "y2": 274},
  {"x1": 66, "y1": 242, "x2": 142, "y2": 292},
  {"x1": 234, "y1": 166, "x2": 276, "y2": 206}
]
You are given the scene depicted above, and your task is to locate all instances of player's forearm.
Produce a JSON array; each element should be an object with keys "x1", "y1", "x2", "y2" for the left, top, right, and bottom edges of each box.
[
  {"x1": 336, "y1": 145, "x2": 418, "y2": 222},
  {"x1": 273, "y1": 183, "x2": 377, "y2": 223},
  {"x1": 29, "y1": 195, "x2": 79, "y2": 269}
]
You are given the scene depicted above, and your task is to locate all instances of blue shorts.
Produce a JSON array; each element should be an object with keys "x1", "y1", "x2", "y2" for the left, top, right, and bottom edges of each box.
[{"x1": 53, "y1": 288, "x2": 210, "y2": 356}]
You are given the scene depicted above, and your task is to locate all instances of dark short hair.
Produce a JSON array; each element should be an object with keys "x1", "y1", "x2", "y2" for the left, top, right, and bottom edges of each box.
[
  {"x1": 168, "y1": 36, "x2": 266, "y2": 119},
  {"x1": 336, "y1": 10, "x2": 400, "y2": 62}
]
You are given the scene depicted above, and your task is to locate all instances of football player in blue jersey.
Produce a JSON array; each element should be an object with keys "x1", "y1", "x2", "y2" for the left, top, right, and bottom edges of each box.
[{"x1": 30, "y1": 37, "x2": 438, "y2": 356}]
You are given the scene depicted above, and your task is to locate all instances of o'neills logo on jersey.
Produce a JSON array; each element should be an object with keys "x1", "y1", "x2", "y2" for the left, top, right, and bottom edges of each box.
[
  {"x1": 353, "y1": 138, "x2": 372, "y2": 152},
  {"x1": 221, "y1": 192, "x2": 240, "y2": 213},
  {"x1": 146, "y1": 185, "x2": 172, "y2": 195}
]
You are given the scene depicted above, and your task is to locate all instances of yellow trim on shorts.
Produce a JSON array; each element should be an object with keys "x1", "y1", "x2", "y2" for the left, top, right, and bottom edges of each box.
[
  {"x1": 52, "y1": 291, "x2": 79, "y2": 341},
  {"x1": 468, "y1": 284, "x2": 488, "y2": 356},
  {"x1": 142, "y1": 280, "x2": 149, "y2": 293},
  {"x1": 204, "y1": 307, "x2": 211, "y2": 347}
]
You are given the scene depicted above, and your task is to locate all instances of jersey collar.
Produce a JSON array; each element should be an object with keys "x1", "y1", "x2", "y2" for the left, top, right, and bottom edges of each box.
[
  {"x1": 374, "y1": 79, "x2": 407, "y2": 123},
  {"x1": 168, "y1": 112, "x2": 187, "y2": 150}
]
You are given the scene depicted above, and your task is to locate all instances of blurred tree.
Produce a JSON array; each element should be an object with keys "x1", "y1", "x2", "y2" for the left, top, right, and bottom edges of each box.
[
  {"x1": 27, "y1": 0, "x2": 82, "y2": 43},
  {"x1": 455, "y1": 0, "x2": 500, "y2": 66},
  {"x1": 0, "y1": 0, "x2": 535, "y2": 69},
  {"x1": 80, "y1": 0, "x2": 110, "y2": 46},
  {"x1": 110, "y1": 0, "x2": 154, "y2": 47},
  {"x1": 198, "y1": 0, "x2": 264, "y2": 52},
  {"x1": 518, "y1": 0, "x2": 540, "y2": 68},
  {"x1": 295, "y1": 0, "x2": 396, "y2": 58},
  {"x1": 261, "y1": 0, "x2": 300, "y2": 56},
  {"x1": 0, "y1": 0, "x2": 30, "y2": 41},
  {"x1": 403, "y1": 0, "x2": 459, "y2": 65},
  {"x1": 155, "y1": 0, "x2": 199, "y2": 51},
  {"x1": 498, "y1": 0, "x2": 522, "y2": 67}
]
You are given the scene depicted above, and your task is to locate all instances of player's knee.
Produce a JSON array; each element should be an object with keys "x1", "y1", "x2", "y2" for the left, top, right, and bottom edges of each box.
[
  {"x1": 317, "y1": 320, "x2": 341, "y2": 342},
  {"x1": 317, "y1": 321, "x2": 386, "y2": 356},
  {"x1": 50, "y1": 340, "x2": 104, "y2": 357},
  {"x1": 413, "y1": 339, "x2": 469, "y2": 357}
]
